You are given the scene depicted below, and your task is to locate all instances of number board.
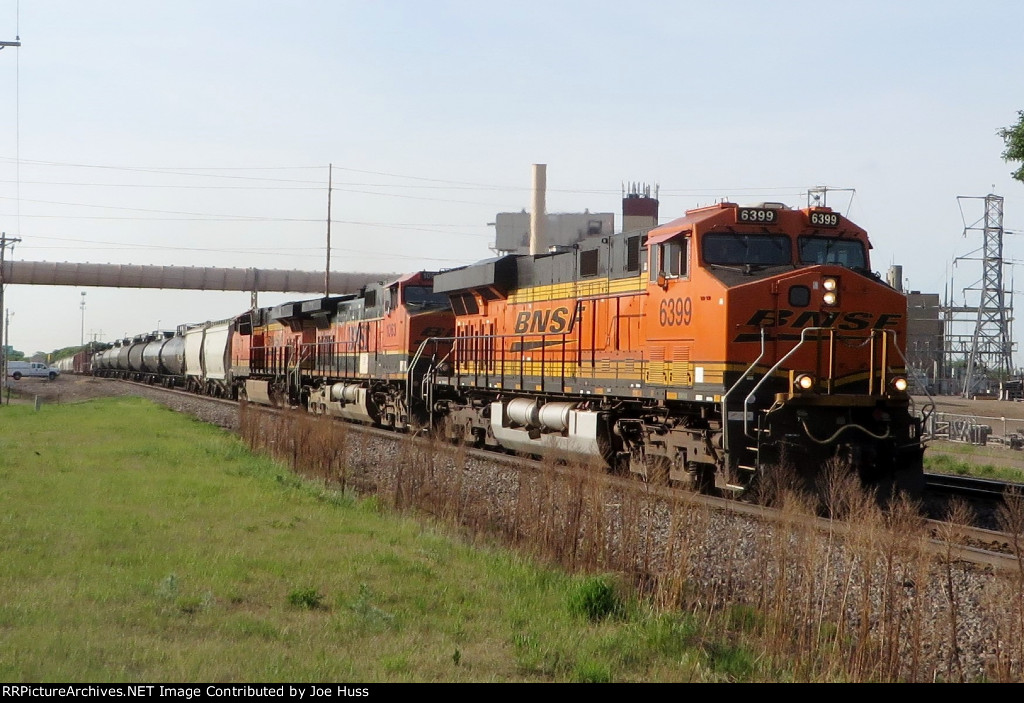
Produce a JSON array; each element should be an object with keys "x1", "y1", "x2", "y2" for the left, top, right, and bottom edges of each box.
[
  {"x1": 808, "y1": 211, "x2": 840, "y2": 227},
  {"x1": 736, "y1": 207, "x2": 778, "y2": 224}
]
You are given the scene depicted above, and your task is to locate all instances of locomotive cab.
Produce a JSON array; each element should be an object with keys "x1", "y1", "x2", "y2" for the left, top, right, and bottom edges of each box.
[
  {"x1": 430, "y1": 200, "x2": 924, "y2": 500},
  {"x1": 644, "y1": 202, "x2": 923, "y2": 497}
]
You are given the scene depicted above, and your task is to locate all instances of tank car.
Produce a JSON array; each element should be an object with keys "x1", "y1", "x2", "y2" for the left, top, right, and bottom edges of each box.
[
  {"x1": 115, "y1": 337, "x2": 132, "y2": 373},
  {"x1": 126, "y1": 334, "x2": 151, "y2": 380},
  {"x1": 92, "y1": 339, "x2": 125, "y2": 376},
  {"x1": 92, "y1": 327, "x2": 191, "y2": 389},
  {"x1": 429, "y1": 201, "x2": 925, "y2": 496},
  {"x1": 91, "y1": 344, "x2": 111, "y2": 374},
  {"x1": 158, "y1": 332, "x2": 187, "y2": 386}
]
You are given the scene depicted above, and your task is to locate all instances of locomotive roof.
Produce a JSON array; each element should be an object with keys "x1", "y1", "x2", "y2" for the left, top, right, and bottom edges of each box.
[
  {"x1": 647, "y1": 202, "x2": 758, "y2": 245},
  {"x1": 435, "y1": 228, "x2": 644, "y2": 297},
  {"x1": 388, "y1": 270, "x2": 433, "y2": 286},
  {"x1": 434, "y1": 256, "x2": 518, "y2": 295},
  {"x1": 647, "y1": 201, "x2": 870, "y2": 249}
]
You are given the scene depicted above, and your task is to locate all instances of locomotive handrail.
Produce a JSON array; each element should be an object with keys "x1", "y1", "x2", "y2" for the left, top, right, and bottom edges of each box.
[
  {"x1": 720, "y1": 327, "x2": 767, "y2": 460},
  {"x1": 407, "y1": 329, "x2": 588, "y2": 428},
  {"x1": 407, "y1": 335, "x2": 457, "y2": 428},
  {"x1": 740, "y1": 327, "x2": 924, "y2": 443},
  {"x1": 742, "y1": 326, "x2": 831, "y2": 440},
  {"x1": 878, "y1": 327, "x2": 936, "y2": 438}
]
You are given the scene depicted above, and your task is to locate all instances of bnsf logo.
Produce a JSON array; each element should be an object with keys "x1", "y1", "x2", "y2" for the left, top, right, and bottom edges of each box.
[
  {"x1": 744, "y1": 309, "x2": 902, "y2": 331},
  {"x1": 513, "y1": 307, "x2": 575, "y2": 334}
]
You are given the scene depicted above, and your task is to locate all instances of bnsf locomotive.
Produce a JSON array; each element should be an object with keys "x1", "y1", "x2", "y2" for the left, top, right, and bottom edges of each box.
[{"x1": 93, "y1": 201, "x2": 925, "y2": 496}]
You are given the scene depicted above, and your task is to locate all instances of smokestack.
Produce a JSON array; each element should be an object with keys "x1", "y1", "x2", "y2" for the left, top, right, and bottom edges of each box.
[
  {"x1": 886, "y1": 265, "x2": 904, "y2": 292},
  {"x1": 529, "y1": 163, "x2": 547, "y2": 255}
]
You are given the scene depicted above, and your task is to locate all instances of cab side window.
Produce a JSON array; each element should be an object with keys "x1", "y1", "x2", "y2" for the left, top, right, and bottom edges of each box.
[{"x1": 650, "y1": 239, "x2": 689, "y2": 280}]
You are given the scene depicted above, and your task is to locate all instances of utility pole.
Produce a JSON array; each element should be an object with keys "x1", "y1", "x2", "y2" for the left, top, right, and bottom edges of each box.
[
  {"x1": 325, "y1": 163, "x2": 333, "y2": 297},
  {"x1": 0, "y1": 232, "x2": 22, "y2": 391},
  {"x1": 4, "y1": 309, "x2": 10, "y2": 405}
]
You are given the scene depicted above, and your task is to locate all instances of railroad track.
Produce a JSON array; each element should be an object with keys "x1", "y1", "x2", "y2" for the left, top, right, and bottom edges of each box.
[
  {"x1": 923, "y1": 471, "x2": 1024, "y2": 534},
  {"x1": 925, "y1": 472, "x2": 1017, "y2": 501}
]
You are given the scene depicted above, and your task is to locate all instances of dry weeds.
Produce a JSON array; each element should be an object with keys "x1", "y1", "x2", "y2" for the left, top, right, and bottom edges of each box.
[{"x1": 239, "y1": 405, "x2": 1024, "y2": 682}]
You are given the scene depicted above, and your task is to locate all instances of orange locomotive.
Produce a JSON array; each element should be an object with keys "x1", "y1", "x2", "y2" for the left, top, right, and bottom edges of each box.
[
  {"x1": 430, "y1": 201, "x2": 925, "y2": 495},
  {"x1": 235, "y1": 270, "x2": 454, "y2": 427}
]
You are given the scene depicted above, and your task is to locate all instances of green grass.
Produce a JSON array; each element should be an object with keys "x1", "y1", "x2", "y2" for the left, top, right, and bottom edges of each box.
[
  {"x1": 0, "y1": 396, "x2": 776, "y2": 682},
  {"x1": 924, "y1": 451, "x2": 1024, "y2": 482}
]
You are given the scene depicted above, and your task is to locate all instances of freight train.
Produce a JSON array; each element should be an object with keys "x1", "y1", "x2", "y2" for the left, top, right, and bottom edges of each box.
[{"x1": 91, "y1": 200, "x2": 927, "y2": 497}]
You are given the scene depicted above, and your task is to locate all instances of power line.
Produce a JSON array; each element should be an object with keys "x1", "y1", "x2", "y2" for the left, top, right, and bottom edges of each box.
[{"x1": 0, "y1": 155, "x2": 821, "y2": 199}]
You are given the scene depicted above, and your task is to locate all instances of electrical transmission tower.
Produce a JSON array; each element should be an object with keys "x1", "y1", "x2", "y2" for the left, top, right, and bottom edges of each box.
[{"x1": 957, "y1": 194, "x2": 1014, "y2": 397}]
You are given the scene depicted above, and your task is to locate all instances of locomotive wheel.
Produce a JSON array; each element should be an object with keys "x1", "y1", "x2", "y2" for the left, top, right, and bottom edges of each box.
[{"x1": 685, "y1": 462, "x2": 715, "y2": 494}]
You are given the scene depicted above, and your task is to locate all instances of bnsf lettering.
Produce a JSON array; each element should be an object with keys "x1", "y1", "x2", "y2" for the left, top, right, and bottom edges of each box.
[
  {"x1": 791, "y1": 311, "x2": 838, "y2": 328},
  {"x1": 872, "y1": 313, "x2": 902, "y2": 330},
  {"x1": 744, "y1": 309, "x2": 902, "y2": 330},
  {"x1": 513, "y1": 306, "x2": 573, "y2": 334},
  {"x1": 839, "y1": 311, "x2": 872, "y2": 331}
]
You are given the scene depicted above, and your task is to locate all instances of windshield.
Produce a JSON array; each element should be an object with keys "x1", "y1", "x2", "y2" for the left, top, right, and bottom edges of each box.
[
  {"x1": 702, "y1": 233, "x2": 791, "y2": 266},
  {"x1": 798, "y1": 236, "x2": 867, "y2": 268},
  {"x1": 403, "y1": 285, "x2": 450, "y2": 309}
]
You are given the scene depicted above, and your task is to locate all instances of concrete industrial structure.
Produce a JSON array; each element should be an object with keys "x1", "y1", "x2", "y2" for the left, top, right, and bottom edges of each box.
[{"x1": 493, "y1": 181, "x2": 659, "y2": 256}]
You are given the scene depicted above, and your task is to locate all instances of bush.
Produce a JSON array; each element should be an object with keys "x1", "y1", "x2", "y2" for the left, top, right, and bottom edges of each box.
[
  {"x1": 573, "y1": 660, "x2": 612, "y2": 683},
  {"x1": 568, "y1": 576, "x2": 624, "y2": 622},
  {"x1": 288, "y1": 587, "x2": 325, "y2": 610}
]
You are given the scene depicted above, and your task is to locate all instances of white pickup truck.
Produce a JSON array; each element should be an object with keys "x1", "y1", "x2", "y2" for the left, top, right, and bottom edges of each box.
[{"x1": 6, "y1": 361, "x2": 60, "y2": 380}]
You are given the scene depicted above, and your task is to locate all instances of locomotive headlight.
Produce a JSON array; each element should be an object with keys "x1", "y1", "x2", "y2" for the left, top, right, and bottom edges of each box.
[
  {"x1": 794, "y1": 373, "x2": 815, "y2": 392},
  {"x1": 891, "y1": 376, "x2": 909, "y2": 392},
  {"x1": 822, "y1": 278, "x2": 839, "y2": 305}
]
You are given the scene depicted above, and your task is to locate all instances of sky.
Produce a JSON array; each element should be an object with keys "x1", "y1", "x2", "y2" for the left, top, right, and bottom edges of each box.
[{"x1": 0, "y1": 1, "x2": 1021, "y2": 359}]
